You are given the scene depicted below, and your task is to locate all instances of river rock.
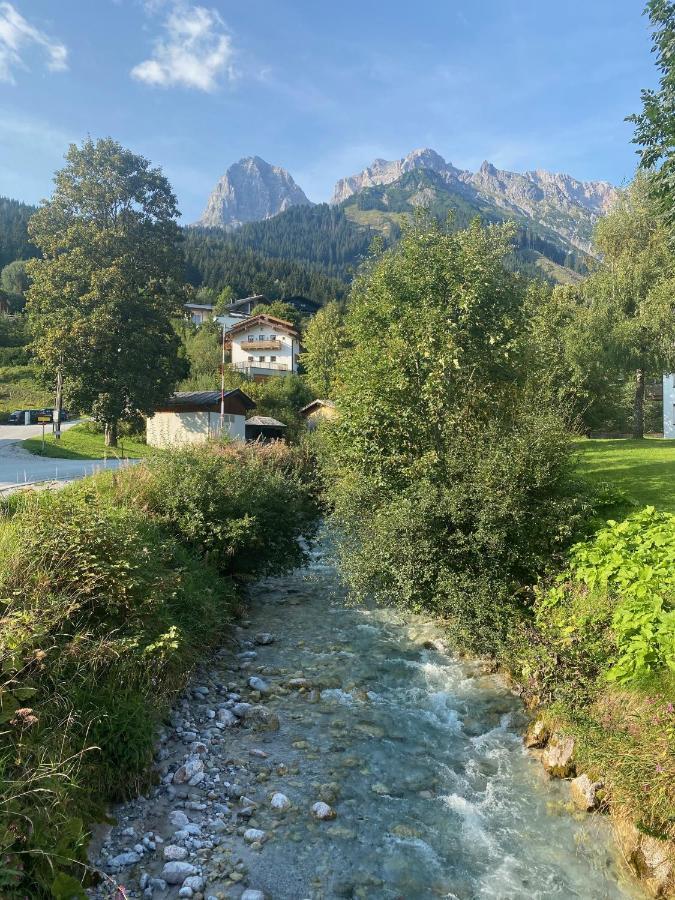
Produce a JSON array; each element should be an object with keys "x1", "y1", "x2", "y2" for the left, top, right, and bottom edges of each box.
[
  {"x1": 241, "y1": 891, "x2": 266, "y2": 900},
  {"x1": 161, "y1": 861, "x2": 199, "y2": 884},
  {"x1": 173, "y1": 756, "x2": 204, "y2": 785},
  {"x1": 243, "y1": 828, "x2": 266, "y2": 843},
  {"x1": 311, "y1": 801, "x2": 336, "y2": 820},
  {"x1": 570, "y1": 774, "x2": 602, "y2": 811},
  {"x1": 109, "y1": 850, "x2": 141, "y2": 867},
  {"x1": 164, "y1": 844, "x2": 189, "y2": 861},
  {"x1": 255, "y1": 633, "x2": 275, "y2": 645},
  {"x1": 524, "y1": 719, "x2": 550, "y2": 749},
  {"x1": 287, "y1": 677, "x2": 310, "y2": 689},
  {"x1": 542, "y1": 735, "x2": 575, "y2": 778},
  {"x1": 243, "y1": 705, "x2": 280, "y2": 731},
  {"x1": 248, "y1": 676, "x2": 271, "y2": 695},
  {"x1": 270, "y1": 791, "x2": 290, "y2": 810},
  {"x1": 170, "y1": 810, "x2": 190, "y2": 828},
  {"x1": 216, "y1": 708, "x2": 237, "y2": 727}
]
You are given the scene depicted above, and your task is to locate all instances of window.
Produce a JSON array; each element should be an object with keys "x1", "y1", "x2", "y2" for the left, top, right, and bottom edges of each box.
[
  {"x1": 247, "y1": 335, "x2": 254, "y2": 342},
  {"x1": 258, "y1": 356, "x2": 265, "y2": 362},
  {"x1": 248, "y1": 355, "x2": 254, "y2": 362},
  {"x1": 270, "y1": 356, "x2": 277, "y2": 362},
  {"x1": 258, "y1": 334, "x2": 264, "y2": 340}
]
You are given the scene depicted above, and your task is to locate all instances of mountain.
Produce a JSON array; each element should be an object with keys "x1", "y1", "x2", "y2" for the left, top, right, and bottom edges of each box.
[
  {"x1": 331, "y1": 148, "x2": 618, "y2": 254},
  {"x1": 196, "y1": 156, "x2": 311, "y2": 229}
]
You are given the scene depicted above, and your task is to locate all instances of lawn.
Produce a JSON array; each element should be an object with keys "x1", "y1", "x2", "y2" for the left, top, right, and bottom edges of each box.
[
  {"x1": 574, "y1": 437, "x2": 675, "y2": 513},
  {"x1": 22, "y1": 423, "x2": 155, "y2": 460},
  {"x1": 0, "y1": 363, "x2": 52, "y2": 422}
]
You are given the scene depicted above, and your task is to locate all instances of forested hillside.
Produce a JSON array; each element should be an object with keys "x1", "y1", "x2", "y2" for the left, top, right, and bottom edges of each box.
[{"x1": 0, "y1": 197, "x2": 38, "y2": 269}]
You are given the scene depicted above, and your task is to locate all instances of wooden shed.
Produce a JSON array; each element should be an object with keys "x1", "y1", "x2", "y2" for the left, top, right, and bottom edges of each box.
[
  {"x1": 245, "y1": 416, "x2": 287, "y2": 443},
  {"x1": 147, "y1": 390, "x2": 256, "y2": 448},
  {"x1": 300, "y1": 399, "x2": 337, "y2": 431}
]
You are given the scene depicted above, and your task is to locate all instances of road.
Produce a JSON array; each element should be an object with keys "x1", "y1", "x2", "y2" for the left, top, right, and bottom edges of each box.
[{"x1": 0, "y1": 421, "x2": 136, "y2": 492}]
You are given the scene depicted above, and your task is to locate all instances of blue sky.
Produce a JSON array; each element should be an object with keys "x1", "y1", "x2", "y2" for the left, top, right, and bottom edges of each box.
[{"x1": 0, "y1": 0, "x2": 658, "y2": 222}]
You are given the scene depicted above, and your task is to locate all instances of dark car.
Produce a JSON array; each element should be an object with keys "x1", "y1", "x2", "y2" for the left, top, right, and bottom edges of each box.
[{"x1": 7, "y1": 408, "x2": 70, "y2": 425}]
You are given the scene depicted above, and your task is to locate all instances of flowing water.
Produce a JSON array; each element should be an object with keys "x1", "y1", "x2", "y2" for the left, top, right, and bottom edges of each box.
[{"x1": 230, "y1": 542, "x2": 642, "y2": 899}]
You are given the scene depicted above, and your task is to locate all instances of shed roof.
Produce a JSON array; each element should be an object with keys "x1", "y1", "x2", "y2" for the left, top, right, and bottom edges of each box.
[
  {"x1": 164, "y1": 389, "x2": 256, "y2": 410},
  {"x1": 184, "y1": 303, "x2": 214, "y2": 311},
  {"x1": 300, "y1": 399, "x2": 336, "y2": 416},
  {"x1": 245, "y1": 416, "x2": 287, "y2": 427}
]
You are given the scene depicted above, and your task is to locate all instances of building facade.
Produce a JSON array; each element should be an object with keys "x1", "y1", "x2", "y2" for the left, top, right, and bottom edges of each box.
[
  {"x1": 226, "y1": 314, "x2": 300, "y2": 379},
  {"x1": 664, "y1": 374, "x2": 675, "y2": 438},
  {"x1": 146, "y1": 390, "x2": 255, "y2": 448}
]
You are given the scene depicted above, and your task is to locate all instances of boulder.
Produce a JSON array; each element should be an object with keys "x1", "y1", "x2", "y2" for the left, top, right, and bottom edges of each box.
[
  {"x1": 635, "y1": 835, "x2": 674, "y2": 896},
  {"x1": 173, "y1": 756, "x2": 204, "y2": 785},
  {"x1": 524, "y1": 719, "x2": 550, "y2": 749},
  {"x1": 542, "y1": 735, "x2": 575, "y2": 778},
  {"x1": 270, "y1": 791, "x2": 290, "y2": 811},
  {"x1": 255, "y1": 633, "x2": 275, "y2": 645},
  {"x1": 569, "y1": 774, "x2": 602, "y2": 811},
  {"x1": 243, "y1": 828, "x2": 266, "y2": 844}
]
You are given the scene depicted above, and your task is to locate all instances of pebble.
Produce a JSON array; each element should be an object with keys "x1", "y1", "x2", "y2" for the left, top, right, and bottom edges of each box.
[
  {"x1": 311, "y1": 801, "x2": 336, "y2": 820},
  {"x1": 241, "y1": 891, "x2": 266, "y2": 900},
  {"x1": 243, "y1": 828, "x2": 266, "y2": 844},
  {"x1": 109, "y1": 850, "x2": 141, "y2": 867},
  {"x1": 255, "y1": 633, "x2": 275, "y2": 645},
  {"x1": 248, "y1": 676, "x2": 271, "y2": 694},
  {"x1": 170, "y1": 810, "x2": 190, "y2": 827},
  {"x1": 173, "y1": 756, "x2": 204, "y2": 785},
  {"x1": 270, "y1": 792, "x2": 290, "y2": 811},
  {"x1": 164, "y1": 844, "x2": 189, "y2": 861}
]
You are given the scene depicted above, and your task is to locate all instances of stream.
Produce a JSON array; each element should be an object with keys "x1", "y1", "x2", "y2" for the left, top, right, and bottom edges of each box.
[{"x1": 91, "y1": 541, "x2": 643, "y2": 900}]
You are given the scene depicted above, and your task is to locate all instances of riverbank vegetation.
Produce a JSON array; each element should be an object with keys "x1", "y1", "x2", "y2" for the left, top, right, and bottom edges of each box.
[
  {"x1": 0, "y1": 441, "x2": 318, "y2": 898},
  {"x1": 318, "y1": 214, "x2": 675, "y2": 885}
]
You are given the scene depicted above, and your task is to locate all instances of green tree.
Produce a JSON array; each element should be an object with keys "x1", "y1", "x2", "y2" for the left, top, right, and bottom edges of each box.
[
  {"x1": 26, "y1": 138, "x2": 188, "y2": 446},
  {"x1": 1, "y1": 259, "x2": 29, "y2": 298},
  {"x1": 247, "y1": 373, "x2": 314, "y2": 441},
  {"x1": 630, "y1": 1, "x2": 675, "y2": 231},
  {"x1": 583, "y1": 175, "x2": 675, "y2": 438},
  {"x1": 300, "y1": 301, "x2": 344, "y2": 397},
  {"x1": 321, "y1": 219, "x2": 579, "y2": 653},
  {"x1": 250, "y1": 300, "x2": 302, "y2": 331}
]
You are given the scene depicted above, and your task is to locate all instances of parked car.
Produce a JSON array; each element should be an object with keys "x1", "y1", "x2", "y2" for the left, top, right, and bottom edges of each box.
[{"x1": 7, "y1": 408, "x2": 70, "y2": 425}]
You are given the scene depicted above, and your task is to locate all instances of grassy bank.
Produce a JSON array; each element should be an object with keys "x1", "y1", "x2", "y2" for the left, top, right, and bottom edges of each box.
[
  {"x1": 0, "y1": 441, "x2": 318, "y2": 898},
  {"x1": 22, "y1": 422, "x2": 153, "y2": 460},
  {"x1": 574, "y1": 437, "x2": 675, "y2": 513}
]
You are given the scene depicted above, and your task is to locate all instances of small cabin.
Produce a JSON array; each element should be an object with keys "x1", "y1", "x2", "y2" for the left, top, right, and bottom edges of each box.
[{"x1": 146, "y1": 390, "x2": 255, "y2": 448}]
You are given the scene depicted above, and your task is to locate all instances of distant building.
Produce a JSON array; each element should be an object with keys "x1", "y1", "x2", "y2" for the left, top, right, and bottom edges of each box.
[
  {"x1": 282, "y1": 295, "x2": 322, "y2": 317},
  {"x1": 227, "y1": 294, "x2": 269, "y2": 316},
  {"x1": 226, "y1": 313, "x2": 300, "y2": 380},
  {"x1": 300, "y1": 399, "x2": 337, "y2": 431},
  {"x1": 664, "y1": 374, "x2": 675, "y2": 438},
  {"x1": 245, "y1": 416, "x2": 287, "y2": 442},
  {"x1": 184, "y1": 302, "x2": 215, "y2": 325},
  {"x1": 146, "y1": 390, "x2": 255, "y2": 448}
]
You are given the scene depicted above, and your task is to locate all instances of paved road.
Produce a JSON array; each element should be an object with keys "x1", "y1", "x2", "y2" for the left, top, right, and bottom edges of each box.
[{"x1": 0, "y1": 421, "x2": 136, "y2": 492}]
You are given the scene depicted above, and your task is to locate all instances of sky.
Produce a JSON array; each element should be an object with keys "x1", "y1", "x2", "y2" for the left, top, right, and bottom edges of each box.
[{"x1": 0, "y1": 0, "x2": 659, "y2": 222}]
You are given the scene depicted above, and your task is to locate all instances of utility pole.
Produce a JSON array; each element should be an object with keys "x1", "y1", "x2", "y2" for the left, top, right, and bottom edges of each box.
[
  {"x1": 219, "y1": 323, "x2": 226, "y2": 435},
  {"x1": 54, "y1": 365, "x2": 63, "y2": 440}
]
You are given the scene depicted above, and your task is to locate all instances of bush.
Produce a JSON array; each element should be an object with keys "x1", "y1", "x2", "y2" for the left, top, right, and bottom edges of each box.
[{"x1": 0, "y1": 442, "x2": 318, "y2": 897}]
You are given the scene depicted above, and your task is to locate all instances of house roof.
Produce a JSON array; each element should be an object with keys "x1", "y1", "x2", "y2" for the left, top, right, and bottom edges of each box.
[
  {"x1": 245, "y1": 416, "x2": 287, "y2": 427},
  {"x1": 225, "y1": 313, "x2": 299, "y2": 338},
  {"x1": 184, "y1": 303, "x2": 214, "y2": 311},
  {"x1": 164, "y1": 389, "x2": 256, "y2": 410},
  {"x1": 300, "y1": 399, "x2": 336, "y2": 416},
  {"x1": 227, "y1": 294, "x2": 268, "y2": 312}
]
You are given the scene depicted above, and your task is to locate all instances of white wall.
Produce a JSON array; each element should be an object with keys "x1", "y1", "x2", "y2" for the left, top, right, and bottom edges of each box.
[
  {"x1": 147, "y1": 411, "x2": 245, "y2": 448},
  {"x1": 664, "y1": 374, "x2": 675, "y2": 438},
  {"x1": 230, "y1": 322, "x2": 296, "y2": 373}
]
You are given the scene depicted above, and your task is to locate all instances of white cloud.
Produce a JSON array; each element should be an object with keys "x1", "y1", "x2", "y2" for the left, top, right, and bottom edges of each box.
[
  {"x1": 0, "y1": 2, "x2": 67, "y2": 84},
  {"x1": 131, "y1": 3, "x2": 235, "y2": 92}
]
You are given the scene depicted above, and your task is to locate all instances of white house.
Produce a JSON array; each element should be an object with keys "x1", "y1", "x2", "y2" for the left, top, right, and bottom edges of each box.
[
  {"x1": 664, "y1": 374, "x2": 675, "y2": 438},
  {"x1": 184, "y1": 302, "x2": 214, "y2": 325},
  {"x1": 146, "y1": 390, "x2": 256, "y2": 448},
  {"x1": 225, "y1": 314, "x2": 300, "y2": 379}
]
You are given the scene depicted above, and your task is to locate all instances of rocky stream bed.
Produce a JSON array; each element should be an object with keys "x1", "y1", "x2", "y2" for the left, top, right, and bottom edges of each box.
[{"x1": 89, "y1": 544, "x2": 644, "y2": 900}]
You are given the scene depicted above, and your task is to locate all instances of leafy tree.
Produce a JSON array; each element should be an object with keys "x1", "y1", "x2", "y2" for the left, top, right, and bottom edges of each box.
[
  {"x1": 583, "y1": 175, "x2": 675, "y2": 438},
  {"x1": 1, "y1": 259, "x2": 29, "y2": 298},
  {"x1": 214, "y1": 284, "x2": 235, "y2": 314},
  {"x1": 300, "y1": 301, "x2": 344, "y2": 397},
  {"x1": 250, "y1": 300, "x2": 302, "y2": 331},
  {"x1": 26, "y1": 138, "x2": 188, "y2": 445},
  {"x1": 321, "y1": 219, "x2": 581, "y2": 653},
  {"x1": 630, "y1": 1, "x2": 675, "y2": 231},
  {"x1": 247, "y1": 373, "x2": 315, "y2": 441}
]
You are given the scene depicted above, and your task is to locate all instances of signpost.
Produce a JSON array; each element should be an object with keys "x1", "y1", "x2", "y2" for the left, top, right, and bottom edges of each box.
[{"x1": 36, "y1": 411, "x2": 53, "y2": 454}]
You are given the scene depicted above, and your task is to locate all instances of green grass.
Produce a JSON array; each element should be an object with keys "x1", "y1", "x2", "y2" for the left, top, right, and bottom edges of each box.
[
  {"x1": 574, "y1": 437, "x2": 675, "y2": 513},
  {"x1": 22, "y1": 423, "x2": 154, "y2": 460},
  {"x1": 0, "y1": 363, "x2": 52, "y2": 422}
]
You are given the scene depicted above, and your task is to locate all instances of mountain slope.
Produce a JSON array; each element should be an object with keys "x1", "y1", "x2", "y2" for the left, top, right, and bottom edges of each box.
[
  {"x1": 197, "y1": 156, "x2": 311, "y2": 229},
  {"x1": 331, "y1": 148, "x2": 617, "y2": 254}
]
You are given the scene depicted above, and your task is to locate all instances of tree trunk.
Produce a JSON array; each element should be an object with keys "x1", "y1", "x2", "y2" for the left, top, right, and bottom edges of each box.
[
  {"x1": 633, "y1": 368, "x2": 645, "y2": 440},
  {"x1": 54, "y1": 369, "x2": 63, "y2": 440},
  {"x1": 104, "y1": 422, "x2": 118, "y2": 447}
]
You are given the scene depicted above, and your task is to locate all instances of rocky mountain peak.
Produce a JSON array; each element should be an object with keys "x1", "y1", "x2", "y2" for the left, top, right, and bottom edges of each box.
[
  {"x1": 331, "y1": 147, "x2": 457, "y2": 205},
  {"x1": 196, "y1": 156, "x2": 311, "y2": 229}
]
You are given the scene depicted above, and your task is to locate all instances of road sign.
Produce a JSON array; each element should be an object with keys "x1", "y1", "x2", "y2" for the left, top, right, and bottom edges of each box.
[{"x1": 36, "y1": 413, "x2": 53, "y2": 424}]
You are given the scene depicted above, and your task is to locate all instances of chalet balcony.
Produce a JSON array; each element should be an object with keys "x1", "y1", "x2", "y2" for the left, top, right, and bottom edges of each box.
[
  {"x1": 243, "y1": 340, "x2": 283, "y2": 350},
  {"x1": 232, "y1": 361, "x2": 291, "y2": 372}
]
